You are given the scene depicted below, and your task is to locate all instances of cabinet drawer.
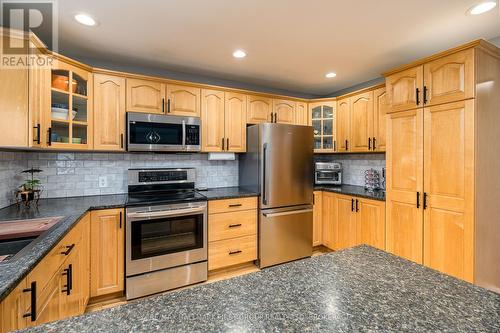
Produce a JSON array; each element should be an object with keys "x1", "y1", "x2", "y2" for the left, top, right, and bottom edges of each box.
[
  {"x1": 208, "y1": 197, "x2": 257, "y2": 214},
  {"x1": 208, "y1": 235, "x2": 257, "y2": 271},
  {"x1": 208, "y1": 210, "x2": 257, "y2": 242}
]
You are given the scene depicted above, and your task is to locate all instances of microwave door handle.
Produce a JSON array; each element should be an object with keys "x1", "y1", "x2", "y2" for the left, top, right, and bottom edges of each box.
[
  {"x1": 128, "y1": 206, "x2": 206, "y2": 219},
  {"x1": 182, "y1": 120, "x2": 186, "y2": 149}
]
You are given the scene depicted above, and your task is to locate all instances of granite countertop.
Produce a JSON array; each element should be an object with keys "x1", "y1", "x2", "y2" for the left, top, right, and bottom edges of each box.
[
  {"x1": 315, "y1": 184, "x2": 386, "y2": 201},
  {"x1": 21, "y1": 246, "x2": 500, "y2": 332},
  {"x1": 198, "y1": 186, "x2": 259, "y2": 200}
]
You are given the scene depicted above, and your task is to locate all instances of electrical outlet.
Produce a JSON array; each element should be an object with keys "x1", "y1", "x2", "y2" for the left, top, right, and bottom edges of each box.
[{"x1": 98, "y1": 176, "x2": 108, "y2": 188}]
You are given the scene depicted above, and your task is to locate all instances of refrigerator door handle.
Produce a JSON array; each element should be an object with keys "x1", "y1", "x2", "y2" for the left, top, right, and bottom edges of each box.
[
  {"x1": 262, "y1": 143, "x2": 268, "y2": 205},
  {"x1": 263, "y1": 208, "x2": 313, "y2": 218}
]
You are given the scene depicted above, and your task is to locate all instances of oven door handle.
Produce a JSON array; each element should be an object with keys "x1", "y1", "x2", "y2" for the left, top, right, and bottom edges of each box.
[{"x1": 127, "y1": 207, "x2": 206, "y2": 219}]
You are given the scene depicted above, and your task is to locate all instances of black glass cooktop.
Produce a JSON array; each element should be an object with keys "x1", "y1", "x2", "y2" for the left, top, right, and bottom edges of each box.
[{"x1": 126, "y1": 190, "x2": 207, "y2": 207}]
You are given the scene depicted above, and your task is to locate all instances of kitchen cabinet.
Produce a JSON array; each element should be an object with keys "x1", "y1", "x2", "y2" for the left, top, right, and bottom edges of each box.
[
  {"x1": 90, "y1": 209, "x2": 125, "y2": 298},
  {"x1": 332, "y1": 194, "x2": 358, "y2": 250},
  {"x1": 309, "y1": 102, "x2": 336, "y2": 152},
  {"x1": 208, "y1": 197, "x2": 258, "y2": 271},
  {"x1": 321, "y1": 192, "x2": 335, "y2": 249},
  {"x1": 350, "y1": 91, "x2": 373, "y2": 152},
  {"x1": 357, "y1": 198, "x2": 386, "y2": 250},
  {"x1": 295, "y1": 102, "x2": 308, "y2": 125},
  {"x1": 0, "y1": 280, "x2": 28, "y2": 332},
  {"x1": 46, "y1": 60, "x2": 93, "y2": 149},
  {"x1": 385, "y1": 66, "x2": 423, "y2": 113},
  {"x1": 126, "y1": 78, "x2": 165, "y2": 114},
  {"x1": 312, "y1": 191, "x2": 323, "y2": 246},
  {"x1": 165, "y1": 84, "x2": 201, "y2": 117},
  {"x1": 201, "y1": 89, "x2": 246, "y2": 153},
  {"x1": 373, "y1": 87, "x2": 388, "y2": 151},
  {"x1": 93, "y1": 74, "x2": 126, "y2": 151},
  {"x1": 247, "y1": 95, "x2": 272, "y2": 124},
  {"x1": 336, "y1": 98, "x2": 350, "y2": 152},
  {"x1": 272, "y1": 99, "x2": 295, "y2": 124}
]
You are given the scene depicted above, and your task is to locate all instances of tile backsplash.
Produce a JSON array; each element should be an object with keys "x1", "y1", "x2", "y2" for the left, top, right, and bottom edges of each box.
[
  {"x1": 314, "y1": 153, "x2": 386, "y2": 187},
  {"x1": 0, "y1": 151, "x2": 238, "y2": 209}
]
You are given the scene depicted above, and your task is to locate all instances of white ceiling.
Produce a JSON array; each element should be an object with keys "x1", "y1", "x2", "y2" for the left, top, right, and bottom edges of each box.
[{"x1": 57, "y1": 0, "x2": 500, "y2": 97}]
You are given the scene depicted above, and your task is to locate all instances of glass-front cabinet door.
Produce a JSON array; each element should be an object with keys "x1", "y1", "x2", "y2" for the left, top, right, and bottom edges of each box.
[
  {"x1": 45, "y1": 60, "x2": 93, "y2": 149},
  {"x1": 309, "y1": 101, "x2": 336, "y2": 153}
]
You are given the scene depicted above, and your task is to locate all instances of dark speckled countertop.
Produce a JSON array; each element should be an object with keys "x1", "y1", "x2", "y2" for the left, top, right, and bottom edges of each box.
[
  {"x1": 315, "y1": 184, "x2": 385, "y2": 201},
  {"x1": 0, "y1": 187, "x2": 258, "y2": 302},
  {"x1": 20, "y1": 246, "x2": 500, "y2": 332}
]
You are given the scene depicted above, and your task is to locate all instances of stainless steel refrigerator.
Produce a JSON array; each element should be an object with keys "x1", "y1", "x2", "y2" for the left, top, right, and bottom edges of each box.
[{"x1": 239, "y1": 123, "x2": 314, "y2": 268}]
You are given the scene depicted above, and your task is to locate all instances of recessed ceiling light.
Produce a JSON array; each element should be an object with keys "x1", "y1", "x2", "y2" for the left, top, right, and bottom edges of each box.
[
  {"x1": 325, "y1": 72, "x2": 337, "y2": 78},
  {"x1": 467, "y1": 1, "x2": 497, "y2": 15},
  {"x1": 74, "y1": 13, "x2": 97, "y2": 26},
  {"x1": 232, "y1": 49, "x2": 246, "y2": 58}
]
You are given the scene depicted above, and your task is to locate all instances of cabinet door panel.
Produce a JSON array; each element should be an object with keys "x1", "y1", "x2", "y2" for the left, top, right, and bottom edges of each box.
[
  {"x1": 1, "y1": 280, "x2": 28, "y2": 332},
  {"x1": 295, "y1": 102, "x2": 308, "y2": 125},
  {"x1": 247, "y1": 95, "x2": 272, "y2": 124},
  {"x1": 350, "y1": 91, "x2": 373, "y2": 152},
  {"x1": 336, "y1": 98, "x2": 350, "y2": 151},
  {"x1": 90, "y1": 209, "x2": 124, "y2": 297},
  {"x1": 273, "y1": 99, "x2": 295, "y2": 124},
  {"x1": 423, "y1": 49, "x2": 474, "y2": 106},
  {"x1": 423, "y1": 100, "x2": 474, "y2": 281},
  {"x1": 373, "y1": 87, "x2": 388, "y2": 151},
  {"x1": 321, "y1": 192, "x2": 335, "y2": 249},
  {"x1": 386, "y1": 66, "x2": 423, "y2": 113},
  {"x1": 357, "y1": 198, "x2": 385, "y2": 250},
  {"x1": 334, "y1": 195, "x2": 357, "y2": 250},
  {"x1": 224, "y1": 92, "x2": 246, "y2": 152},
  {"x1": 386, "y1": 109, "x2": 423, "y2": 263},
  {"x1": 312, "y1": 191, "x2": 323, "y2": 246},
  {"x1": 126, "y1": 78, "x2": 164, "y2": 113},
  {"x1": 166, "y1": 84, "x2": 200, "y2": 117},
  {"x1": 93, "y1": 74, "x2": 125, "y2": 151},
  {"x1": 201, "y1": 89, "x2": 225, "y2": 152}
]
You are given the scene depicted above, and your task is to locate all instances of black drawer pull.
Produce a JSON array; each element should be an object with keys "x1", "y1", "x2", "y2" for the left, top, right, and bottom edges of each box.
[
  {"x1": 355, "y1": 199, "x2": 359, "y2": 212},
  {"x1": 22, "y1": 281, "x2": 36, "y2": 321},
  {"x1": 60, "y1": 243, "x2": 75, "y2": 256},
  {"x1": 62, "y1": 268, "x2": 70, "y2": 295},
  {"x1": 229, "y1": 223, "x2": 242, "y2": 228},
  {"x1": 229, "y1": 250, "x2": 242, "y2": 255},
  {"x1": 228, "y1": 204, "x2": 242, "y2": 208},
  {"x1": 351, "y1": 198, "x2": 354, "y2": 212},
  {"x1": 373, "y1": 137, "x2": 376, "y2": 150},
  {"x1": 368, "y1": 137, "x2": 371, "y2": 150}
]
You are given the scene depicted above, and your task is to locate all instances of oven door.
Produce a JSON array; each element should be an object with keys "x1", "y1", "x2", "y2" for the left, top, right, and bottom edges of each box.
[
  {"x1": 315, "y1": 170, "x2": 341, "y2": 184},
  {"x1": 126, "y1": 202, "x2": 207, "y2": 276}
]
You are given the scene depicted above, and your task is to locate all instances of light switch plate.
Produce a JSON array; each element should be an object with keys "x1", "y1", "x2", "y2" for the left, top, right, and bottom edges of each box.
[{"x1": 98, "y1": 176, "x2": 108, "y2": 188}]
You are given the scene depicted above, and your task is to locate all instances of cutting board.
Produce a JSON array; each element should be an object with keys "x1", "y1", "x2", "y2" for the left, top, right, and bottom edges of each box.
[{"x1": 0, "y1": 216, "x2": 63, "y2": 240}]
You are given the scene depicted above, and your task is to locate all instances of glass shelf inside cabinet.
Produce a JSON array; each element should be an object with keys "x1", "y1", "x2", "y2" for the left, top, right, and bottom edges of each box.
[
  {"x1": 72, "y1": 123, "x2": 88, "y2": 145},
  {"x1": 51, "y1": 90, "x2": 71, "y2": 121},
  {"x1": 51, "y1": 121, "x2": 69, "y2": 143},
  {"x1": 72, "y1": 95, "x2": 88, "y2": 123}
]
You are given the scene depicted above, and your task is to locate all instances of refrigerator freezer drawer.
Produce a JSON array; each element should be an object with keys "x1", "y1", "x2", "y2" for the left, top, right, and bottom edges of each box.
[{"x1": 259, "y1": 205, "x2": 313, "y2": 268}]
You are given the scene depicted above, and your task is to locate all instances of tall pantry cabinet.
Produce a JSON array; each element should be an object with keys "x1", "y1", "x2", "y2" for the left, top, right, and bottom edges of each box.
[{"x1": 384, "y1": 41, "x2": 500, "y2": 292}]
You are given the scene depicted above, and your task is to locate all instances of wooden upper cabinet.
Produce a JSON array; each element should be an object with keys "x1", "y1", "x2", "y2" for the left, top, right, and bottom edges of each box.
[
  {"x1": 350, "y1": 91, "x2": 373, "y2": 152},
  {"x1": 423, "y1": 49, "x2": 474, "y2": 106},
  {"x1": 93, "y1": 74, "x2": 125, "y2": 151},
  {"x1": 423, "y1": 100, "x2": 474, "y2": 282},
  {"x1": 90, "y1": 209, "x2": 124, "y2": 298},
  {"x1": 247, "y1": 95, "x2": 272, "y2": 124},
  {"x1": 165, "y1": 84, "x2": 200, "y2": 117},
  {"x1": 295, "y1": 102, "x2": 308, "y2": 125},
  {"x1": 126, "y1": 78, "x2": 165, "y2": 114},
  {"x1": 373, "y1": 87, "x2": 388, "y2": 152},
  {"x1": 336, "y1": 98, "x2": 351, "y2": 152},
  {"x1": 386, "y1": 65, "x2": 423, "y2": 113},
  {"x1": 357, "y1": 198, "x2": 386, "y2": 250},
  {"x1": 273, "y1": 99, "x2": 295, "y2": 124},
  {"x1": 386, "y1": 109, "x2": 424, "y2": 264},
  {"x1": 224, "y1": 92, "x2": 247, "y2": 152},
  {"x1": 201, "y1": 89, "x2": 225, "y2": 152},
  {"x1": 312, "y1": 191, "x2": 323, "y2": 247}
]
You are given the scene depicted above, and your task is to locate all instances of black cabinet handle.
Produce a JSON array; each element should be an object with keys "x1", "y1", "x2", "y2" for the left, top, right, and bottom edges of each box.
[
  {"x1": 22, "y1": 281, "x2": 36, "y2": 322},
  {"x1": 373, "y1": 137, "x2": 376, "y2": 150},
  {"x1": 221, "y1": 137, "x2": 225, "y2": 150},
  {"x1": 60, "y1": 243, "x2": 75, "y2": 256},
  {"x1": 68, "y1": 264, "x2": 73, "y2": 292},
  {"x1": 33, "y1": 124, "x2": 41, "y2": 144},
  {"x1": 274, "y1": 112, "x2": 277, "y2": 123},
  {"x1": 416, "y1": 192, "x2": 420, "y2": 208},
  {"x1": 423, "y1": 192, "x2": 428, "y2": 210},
  {"x1": 226, "y1": 138, "x2": 229, "y2": 151},
  {"x1": 162, "y1": 98, "x2": 165, "y2": 113},
  {"x1": 228, "y1": 203, "x2": 242, "y2": 207},
  {"x1": 62, "y1": 268, "x2": 70, "y2": 295},
  {"x1": 333, "y1": 140, "x2": 336, "y2": 151},
  {"x1": 167, "y1": 99, "x2": 171, "y2": 113},
  {"x1": 368, "y1": 137, "x2": 371, "y2": 150},
  {"x1": 345, "y1": 140, "x2": 349, "y2": 151},
  {"x1": 351, "y1": 198, "x2": 354, "y2": 212},
  {"x1": 416, "y1": 88, "x2": 420, "y2": 105},
  {"x1": 229, "y1": 250, "x2": 242, "y2": 255},
  {"x1": 423, "y1": 86, "x2": 428, "y2": 104},
  {"x1": 47, "y1": 127, "x2": 52, "y2": 146},
  {"x1": 120, "y1": 134, "x2": 124, "y2": 149},
  {"x1": 119, "y1": 211, "x2": 122, "y2": 229},
  {"x1": 229, "y1": 223, "x2": 242, "y2": 228},
  {"x1": 355, "y1": 199, "x2": 359, "y2": 212}
]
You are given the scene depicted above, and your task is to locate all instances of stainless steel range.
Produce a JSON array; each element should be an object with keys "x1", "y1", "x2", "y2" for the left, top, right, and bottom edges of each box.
[{"x1": 125, "y1": 168, "x2": 207, "y2": 300}]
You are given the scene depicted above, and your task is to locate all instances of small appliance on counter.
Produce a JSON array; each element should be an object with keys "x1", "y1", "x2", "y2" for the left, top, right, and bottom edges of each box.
[
  {"x1": 314, "y1": 162, "x2": 342, "y2": 185},
  {"x1": 125, "y1": 168, "x2": 207, "y2": 299}
]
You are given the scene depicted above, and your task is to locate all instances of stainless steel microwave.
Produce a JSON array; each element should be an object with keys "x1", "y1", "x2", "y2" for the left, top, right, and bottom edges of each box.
[{"x1": 127, "y1": 112, "x2": 200, "y2": 152}]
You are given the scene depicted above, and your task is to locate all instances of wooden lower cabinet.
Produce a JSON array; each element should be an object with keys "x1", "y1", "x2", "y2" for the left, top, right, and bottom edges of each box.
[
  {"x1": 321, "y1": 192, "x2": 335, "y2": 249},
  {"x1": 0, "y1": 280, "x2": 28, "y2": 332},
  {"x1": 312, "y1": 191, "x2": 323, "y2": 246},
  {"x1": 208, "y1": 198, "x2": 258, "y2": 271},
  {"x1": 357, "y1": 198, "x2": 386, "y2": 250},
  {"x1": 90, "y1": 209, "x2": 125, "y2": 298},
  {"x1": 333, "y1": 194, "x2": 358, "y2": 250}
]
